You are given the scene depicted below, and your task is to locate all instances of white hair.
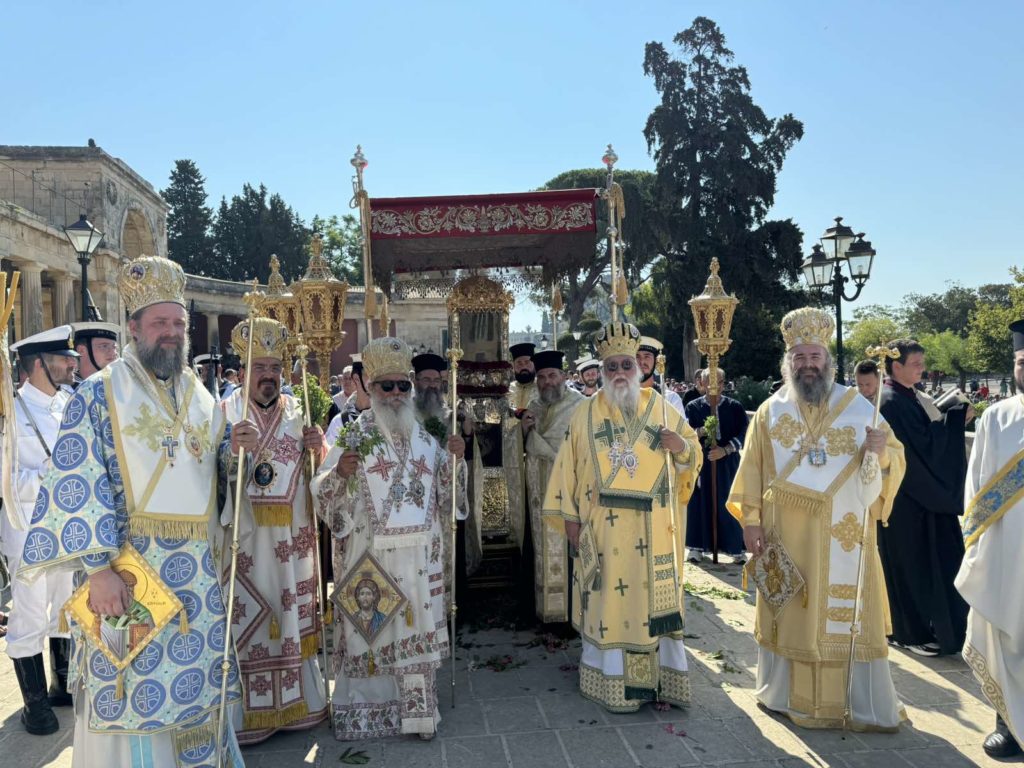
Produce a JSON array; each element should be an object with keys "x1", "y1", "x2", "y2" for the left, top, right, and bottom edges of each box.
[{"x1": 371, "y1": 390, "x2": 417, "y2": 444}]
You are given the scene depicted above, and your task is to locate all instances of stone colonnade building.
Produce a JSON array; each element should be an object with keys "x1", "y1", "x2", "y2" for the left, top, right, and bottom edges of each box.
[{"x1": 1, "y1": 143, "x2": 449, "y2": 373}]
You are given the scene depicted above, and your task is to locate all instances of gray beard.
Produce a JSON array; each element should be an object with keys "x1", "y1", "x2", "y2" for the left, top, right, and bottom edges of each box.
[
  {"x1": 371, "y1": 393, "x2": 416, "y2": 444},
  {"x1": 783, "y1": 359, "x2": 835, "y2": 406},
  {"x1": 136, "y1": 335, "x2": 189, "y2": 380},
  {"x1": 605, "y1": 377, "x2": 641, "y2": 420},
  {"x1": 539, "y1": 384, "x2": 564, "y2": 405},
  {"x1": 414, "y1": 388, "x2": 446, "y2": 420}
]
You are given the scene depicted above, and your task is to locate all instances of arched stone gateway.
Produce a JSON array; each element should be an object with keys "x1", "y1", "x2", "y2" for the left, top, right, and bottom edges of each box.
[{"x1": 121, "y1": 207, "x2": 156, "y2": 259}]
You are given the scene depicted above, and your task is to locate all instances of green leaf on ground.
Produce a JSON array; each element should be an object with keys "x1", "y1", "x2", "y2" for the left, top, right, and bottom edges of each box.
[{"x1": 339, "y1": 747, "x2": 371, "y2": 764}]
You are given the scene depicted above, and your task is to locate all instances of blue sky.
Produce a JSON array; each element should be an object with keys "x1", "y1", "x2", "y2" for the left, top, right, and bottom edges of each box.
[{"x1": 5, "y1": 0, "x2": 1020, "y2": 331}]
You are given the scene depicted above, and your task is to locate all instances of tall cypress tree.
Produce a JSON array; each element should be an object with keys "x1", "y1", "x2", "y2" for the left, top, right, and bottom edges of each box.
[
  {"x1": 643, "y1": 17, "x2": 806, "y2": 380},
  {"x1": 161, "y1": 159, "x2": 215, "y2": 275}
]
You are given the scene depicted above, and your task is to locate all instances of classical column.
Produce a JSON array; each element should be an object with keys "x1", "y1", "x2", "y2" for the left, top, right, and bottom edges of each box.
[
  {"x1": 19, "y1": 263, "x2": 44, "y2": 337},
  {"x1": 52, "y1": 273, "x2": 76, "y2": 325},
  {"x1": 204, "y1": 312, "x2": 220, "y2": 352}
]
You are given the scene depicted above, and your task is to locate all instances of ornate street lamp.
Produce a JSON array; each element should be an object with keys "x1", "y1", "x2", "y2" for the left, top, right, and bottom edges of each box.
[
  {"x1": 64, "y1": 214, "x2": 104, "y2": 321},
  {"x1": 800, "y1": 217, "x2": 877, "y2": 382},
  {"x1": 688, "y1": 257, "x2": 739, "y2": 563}
]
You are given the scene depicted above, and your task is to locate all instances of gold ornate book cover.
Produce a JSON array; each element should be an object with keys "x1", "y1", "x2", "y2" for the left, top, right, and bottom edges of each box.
[{"x1": 64, "y1": 542, "x2": 185, "y2": 672}]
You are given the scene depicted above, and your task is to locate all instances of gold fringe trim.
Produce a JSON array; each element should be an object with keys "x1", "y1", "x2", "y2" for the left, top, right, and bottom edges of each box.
[
  {"x1": 175, "y1": 720, "x2": 218, "y2": 753},
  {"x1": 128, "y1": 515, "x2": 208, "y2": 541},
  {"x1": 58, "y1": 610, "x2": 69, "y2": 634},
  {"x1": 764, "y1": 485, "x2": 825, "y2": 514},
  {"x1": 269, "y1": 614, "x2": 281, "y2": 640},
  {"x1": 243, "y1": 699, "x2": 309, "y2": 731},
  {"x1": 301, "y1": 632, "x2": 319, "y2": 660},
  {"x1": 253, "y1": 504, "x2": 293, "y2": 527}
]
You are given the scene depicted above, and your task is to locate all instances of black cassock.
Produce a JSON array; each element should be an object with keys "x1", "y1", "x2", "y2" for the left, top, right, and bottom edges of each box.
[
  {"x1": 878, "y1": 381, "x2": 969, "y2": 653},
  {"x1": 684, "y1": 395, "x2": 748, "y2": 555}
]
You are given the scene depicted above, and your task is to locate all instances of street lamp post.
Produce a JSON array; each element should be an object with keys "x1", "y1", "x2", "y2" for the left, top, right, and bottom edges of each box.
[
  {"x1": 800, "y1": 217, "x2": 876, "y2": 382},
  {"x1": 63, "y1": 214, "x2": 104, "y2": 321}
]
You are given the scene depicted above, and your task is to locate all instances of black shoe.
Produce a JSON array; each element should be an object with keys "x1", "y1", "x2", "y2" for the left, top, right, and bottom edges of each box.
[
  {"x1": 983, "y1": 715, "x2": 1022, "y2": 758},
  {"x1": 48, "y1": 638, "x2": 73, "y2": 707},
  {"x1": 12, "y1": 654, "x2": 59, "y2": 735}
]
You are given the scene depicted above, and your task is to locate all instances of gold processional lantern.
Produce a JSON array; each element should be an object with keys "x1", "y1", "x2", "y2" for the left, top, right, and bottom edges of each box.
[
  {"x1": 688, "y1": 257, "x2": 739, "y2": 398},
  {"x1": 687, "y1": 257, "x2": 739, "y2": 564},
  {"x1": 291, "y1": 234, "x2": 349, "y2": 388},
  {"x1": 259, "y1": 255, "x2": 301, "y2": 357}
]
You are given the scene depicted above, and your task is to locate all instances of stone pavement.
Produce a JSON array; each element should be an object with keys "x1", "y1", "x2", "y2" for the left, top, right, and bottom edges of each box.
[{"x1": 1, "y1": 561, "x2": 1012, "y2": 767}]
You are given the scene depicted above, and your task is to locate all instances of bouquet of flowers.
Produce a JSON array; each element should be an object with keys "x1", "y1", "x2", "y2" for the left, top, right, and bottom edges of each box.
[
  {"x1": 294, "y1": 373, "x2": 332, "y2": 428},
  {"x1": 334, "y1": 421, "x2": 385, "y2": 493},
  {"x1": 423, "y1": 416, "x2": 447, "y2": 444},
  {"x1": 702, "y1": 414, "x2": 719, "y2": 451}
]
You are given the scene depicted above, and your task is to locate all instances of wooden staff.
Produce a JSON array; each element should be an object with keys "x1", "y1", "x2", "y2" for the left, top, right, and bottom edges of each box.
[
  {"x1": 843, "y1": 344, "x2": 900, "y2": 730},
  {"x1": 446, "y1": 346, "x2": 463, "y2": 707},
  {"x1": 655, "y1": 354, "x2": 682, "y2": 596},
  {"x1": 295, "y1": 333, "x2": 333, "y2": 724},
  {"x1": 217, "y1": 283, "x2": 259, "y2": 768}
]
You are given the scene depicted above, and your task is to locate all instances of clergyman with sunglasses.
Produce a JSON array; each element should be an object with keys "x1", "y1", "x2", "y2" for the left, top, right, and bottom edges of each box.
[
  {"x1": 312, "y1": 336, "x2": 470, "y2": 742},
  {"x1": 541, "y1": 321, "x2": 702, "y2": 715}
]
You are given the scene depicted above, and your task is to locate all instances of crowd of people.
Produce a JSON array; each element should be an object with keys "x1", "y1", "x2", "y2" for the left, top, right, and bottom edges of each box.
[{"x1": 0, "y1": 256, "x2": 1020, "y2": 764}]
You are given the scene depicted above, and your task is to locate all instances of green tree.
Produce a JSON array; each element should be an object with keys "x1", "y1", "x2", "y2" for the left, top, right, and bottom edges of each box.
[
  {"x1": 919, "y1": 330, "x2": 970, "y2": 390},
  {"x1": 212, "y1": 184, "x2": 309, "y2": 283},
  {"x1": 839, "y1": 314, "x2": 908, "y2": 367},
  {"x1": 902, "y1": 282, "x2": 1011, "y2": 339},
  {"x1": 966, "y1": 269, "x2": 1024, "y2": 377},
  {"x1": 643, "y1": 17, "x2": 806, "y2": 380},
  {"x1": 311, "y1": 213, "x2": 364, "y2": 283},
  {"x1": 538, "y1": 169, "x2": 665, "y2": 331},
  {"x1": 161, "y1": 160, "x2": 215, "y2": 275}
]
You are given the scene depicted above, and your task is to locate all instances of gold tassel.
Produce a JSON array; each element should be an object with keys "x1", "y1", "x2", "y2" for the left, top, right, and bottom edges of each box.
[
  {"x1": 58, "y1": 610, "x2": 69, "y2": 634},
  {"x1": 364, "y1": 287, "x2": 378, "y2": 316},
  {"x1": 179, "y1": 607, "x2": 189, "y2": 635},
  {"x1": 802, "y1": 584, "x2": 808, "y2": 609},
  {"x1": 367, "y1": 650, "x2": 376, "y2": 676},
  {"x1": 614, "y1": 274, "x2": 629, "y2": 306},
  {"x1": 552, "y1": 285, "x2": 564, "y2": 313},
  {"x1": 772, "y1": 619, "x2": 777, "y2": 646},
  {"x1": 741, "y1": 565, "x2": 748, "y2": 592},
  {"x1": 324, "y1": 601, "x2": 333, "y2": 626},
  {"x1": 300, "y1": 632, "x2": 319, "y2": 659},
  {"x1": 114, "y1": 671, "x2": 124, "y2": 701},
  {"x1": 269, "y1": 614, "x2": 281, "y2": 640},
  {"x1": 405, "y1": 602, "x2": 413, "y2": 627}
]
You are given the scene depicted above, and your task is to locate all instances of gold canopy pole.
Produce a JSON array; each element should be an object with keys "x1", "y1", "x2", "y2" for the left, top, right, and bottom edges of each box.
[
  {"x1": 601, "y1": 145, "x2": 620, "y2": 321},
  {"x1": 217, "y1": 281, "x2": 260, "y2": 768},
  {"x1": 843, "y1": 343, "x2": 900, "y2": 730},
  {"x1": 446, "y1": 345, "x2": 463, "y2": 708},
  {"x1": 688, "y1": 259, "x2": 739, "y2": 564},
  {"x1": 349, "y1": 146, "x2": 377, "y2": 343},
  {"x1": 295, "y1": 332, "x2": 334, "y2": 725}
]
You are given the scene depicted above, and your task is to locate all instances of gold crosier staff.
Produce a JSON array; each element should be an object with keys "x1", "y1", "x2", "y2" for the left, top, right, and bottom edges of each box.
[
  {"x1": 294, "y1": 332, "x2": 333, "y2": 724},
  {"x1": 842, "y1": 343, "x2": 900, "y2": 730},
  {"x1": 216, "y1": 283, "x2": 260, "y2": 768},
  {"x1": 654, "y1": 354, "x2": 683, "y2": 612},
  {"x1": 446, "y1": 345, "x2": 463, "y2": 707}
]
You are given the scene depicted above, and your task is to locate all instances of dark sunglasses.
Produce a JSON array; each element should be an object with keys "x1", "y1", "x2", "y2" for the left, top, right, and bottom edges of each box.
[
  {"x1": 603, "y1": 360, "x2": 635, "y2": 373},
  {"x1": 374, "y1": 380, "x2": 412, "y2": 393}
]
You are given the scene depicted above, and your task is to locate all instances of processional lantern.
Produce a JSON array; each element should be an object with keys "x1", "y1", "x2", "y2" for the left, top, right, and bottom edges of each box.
[
  {"x1": 291, "y1": 234, "x2": 350, "y2": 388},
  {"x1": 349, "y1": 145, "x2": 379, "y2": 341},
  {"x1": 600, "y1": 144, "x2": 628, "y2": 319},
  {"x1": 688, "y1": 257, "x2": 739, "y2": 398},
  {"x1": 257, "y1": 255, "x2": 300, "y2": 357}
]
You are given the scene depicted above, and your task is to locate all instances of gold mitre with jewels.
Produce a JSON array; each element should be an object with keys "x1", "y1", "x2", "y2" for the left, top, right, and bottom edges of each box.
[
  {"x1": 362, "y1": 337, "x2": 413, "y2": 381},
  {"x1": 231, "y1": 317, "x2": 289, "y2": 361},
  {"x1": 780, "y1": 307, "x2": 835, "y2": 351},
  {"x1": 118, "y1": 256, "x2": 187, "y2": 315},
  {"x1": 594, "y1": 321, "x2": 642, "y2": 360}
]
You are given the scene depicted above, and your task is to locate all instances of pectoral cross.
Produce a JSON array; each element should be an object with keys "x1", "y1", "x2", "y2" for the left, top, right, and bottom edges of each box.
[{"x1": 162, "y1": 434, "x2": 179, "y2": 464}]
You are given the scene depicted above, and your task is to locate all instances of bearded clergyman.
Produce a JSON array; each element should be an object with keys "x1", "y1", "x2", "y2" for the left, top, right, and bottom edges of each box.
[
  {"x1": 311, "y1": 337, "x2": 467, "y2": 741},
  {"x1": 727, "y1": 307, "x2": 908, "y2": 731},
  {"x1": 521, "y1": 349, "x2": 583, "y2": 626},
  {"x1": 219, "y1": 317, "x2": 328, "y2": 744},
  {"x1": 18, "y1": 256, "x2": 250, "y2": 765},
  {"x1": 412, "y1": 352, "x2": 483, "y2": 597},
  {"x1": 543, "y1": 322, "x2": 701, "y2": 712}
]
